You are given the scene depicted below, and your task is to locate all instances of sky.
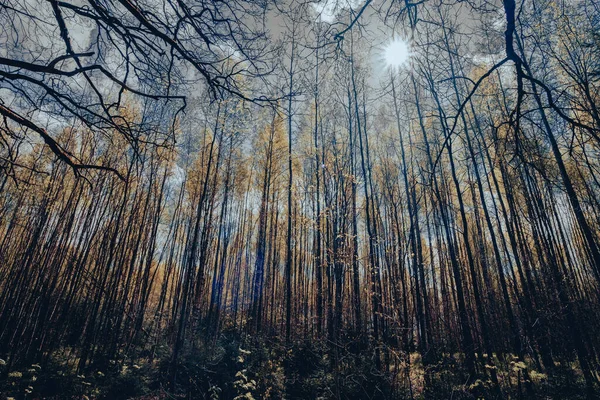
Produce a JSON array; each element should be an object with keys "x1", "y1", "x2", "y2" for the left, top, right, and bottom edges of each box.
[
  {"x1": 312, "y1": 0, "x2": 364, "y2": 23},
  {"x1": 307, "y1": 0, "x2": 414, "y2": 83}
]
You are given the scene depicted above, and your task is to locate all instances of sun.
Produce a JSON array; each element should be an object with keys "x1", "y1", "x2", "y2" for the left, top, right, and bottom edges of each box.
[{"x1": 383, "y1": 38, "x2": 411, "y2": 68}]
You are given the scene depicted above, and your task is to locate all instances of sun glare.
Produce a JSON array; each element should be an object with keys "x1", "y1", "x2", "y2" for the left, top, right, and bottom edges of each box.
[{"x1": 384, "y1": 38, "x2": 410, "y2": 68}]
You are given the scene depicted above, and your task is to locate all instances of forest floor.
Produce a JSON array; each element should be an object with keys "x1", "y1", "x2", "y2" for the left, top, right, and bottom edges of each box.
[{"x1": 0, "y1": 332, "x2": 592, "y2": 399}]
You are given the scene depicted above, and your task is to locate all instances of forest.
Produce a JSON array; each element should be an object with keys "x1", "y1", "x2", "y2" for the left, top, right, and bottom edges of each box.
[{"x1": 0, "y1": 0, "x2": 599, "y2": 398}]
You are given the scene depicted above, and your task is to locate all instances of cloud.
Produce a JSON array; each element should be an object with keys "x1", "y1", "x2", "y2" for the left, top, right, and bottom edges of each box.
[{"x1": 312, "y1": 0, "x2": 364, "y2": 23}]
